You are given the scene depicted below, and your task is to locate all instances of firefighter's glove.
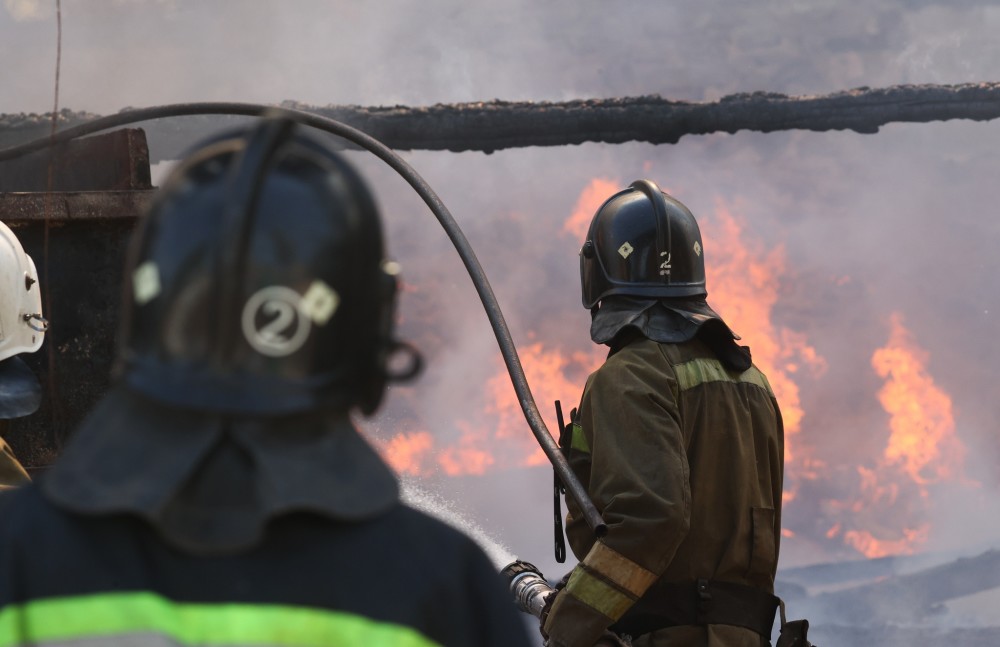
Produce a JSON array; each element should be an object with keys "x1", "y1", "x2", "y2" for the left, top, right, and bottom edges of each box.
[
  {"x1": 538, "y1": 571, "x2": 570, "y2": 641},
  {"x1": 542, "y1": 584, "x2": 623, "y2": 647}
]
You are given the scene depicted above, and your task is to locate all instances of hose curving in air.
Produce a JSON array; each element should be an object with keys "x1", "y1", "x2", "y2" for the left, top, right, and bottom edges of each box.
[{"x1": 0, "y1": 102, "x2": 608, "y2": 537}]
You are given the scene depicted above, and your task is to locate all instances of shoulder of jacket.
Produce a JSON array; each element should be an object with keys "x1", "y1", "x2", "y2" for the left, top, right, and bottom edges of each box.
[
  {"x1": 604, "y1": 336, "x2": 700, "y2": 367},
  {"x1": 589, "y1": 338, "x2": 684, "y2": 391}
]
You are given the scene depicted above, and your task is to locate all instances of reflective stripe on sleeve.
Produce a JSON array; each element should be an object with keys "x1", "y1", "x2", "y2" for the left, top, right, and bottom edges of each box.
[
  {"x1": 672, "y1": 357, "x2": 773, "y2": 395},
  {"x1": 581, "y1": 541, "x2": 658, "y2": 598},
  {"x1": 0, "y1": 591, "x2": 442, "y2": 647},
  {"x1": 570, "y1": 422, "x2": 590, "y2": 453},
  {"x1": 564, "y1": 567, "x2": 635, "y2": 622}
]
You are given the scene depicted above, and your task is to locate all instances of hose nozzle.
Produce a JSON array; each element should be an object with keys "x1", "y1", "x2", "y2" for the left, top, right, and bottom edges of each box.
[{"x1": 501, "y1": 560, "x2": 556, "y2": 618}]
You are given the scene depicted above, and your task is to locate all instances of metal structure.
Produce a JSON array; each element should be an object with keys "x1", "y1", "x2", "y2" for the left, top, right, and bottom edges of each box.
[{"x1": 0, "y1": 128, "x2": 153, "y2": 470}]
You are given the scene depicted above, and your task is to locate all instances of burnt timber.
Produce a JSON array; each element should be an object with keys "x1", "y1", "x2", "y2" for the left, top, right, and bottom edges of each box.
[{"x1": 2, "y1": 82, "x2": 1000, "y2": 161}]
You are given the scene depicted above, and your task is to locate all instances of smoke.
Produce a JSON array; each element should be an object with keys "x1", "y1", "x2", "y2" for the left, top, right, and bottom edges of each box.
[
  {"x1": 3, "y1": 0, "x2": 51, "y2": 21},
  {"x1": 5, "y1": 0, "x2": 1000, "y2": 638},
  {"x1": 2, "y1": 0, "x2": 179, "y2": 22}
]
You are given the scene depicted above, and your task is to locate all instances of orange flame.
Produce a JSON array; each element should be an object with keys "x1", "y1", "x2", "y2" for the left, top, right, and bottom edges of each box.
[
  {"x1": 839, "y1": 466, "x2": 931, "y2": 557},
  {"x1": 376, "y1": 342, "x2": 603, "y2": 475},
  {"x1": 378, "y1": 181, "x2": 974, "y2": 563},
  {"x1": 375, "y1": 178, "x2": 617, "y2": 478},
  {"x1": 872, "y1": 312, "x2": 963, "y2": 485},
  {"x1": 379, "y1": 430, "x2": 435, "y2": 477},
  {"x1": 843, "y1": 525, "x2": 931, "y2": 559},
  {"x1": 481, "y1": 341, "x2": 604, "y2": 468},
  {"x1": 700, "y1": 199, "x2": 826, "y2": 500},
  {"x1": 377, "y1": 428, "x2": 501, "y2": 477},
  {"x1": 563, "y1": 177, "x2": 621, "y2": 241},
  {"x1": 825, "y1": 315, "x2": 965, "y2": 558},
  {"x1": 438, "y1": 427, "x2": 497, "y2": 475}
]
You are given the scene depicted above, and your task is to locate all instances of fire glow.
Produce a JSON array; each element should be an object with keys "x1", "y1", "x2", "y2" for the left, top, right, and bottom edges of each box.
[
  {"x1": 698, "y1": 199, "x2": 827, "y2": 500},
  {"x1": 872, "y1": 312, "x2": 963, "y2": 487},
  {"x1": 375, "y1": 178, "x2": 971, "y2": 560}
]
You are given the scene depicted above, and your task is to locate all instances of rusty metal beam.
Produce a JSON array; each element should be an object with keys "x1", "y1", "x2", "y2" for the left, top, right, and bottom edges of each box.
[
  {"x1": 0, "y1": 190, "x2": 153, "y2": 221},
  {"x1": 3, "y1": 83, "x2": 1000, "y2": 161},
  {"x1": 0, "y1": 128, "x2": 151, "y2": 192}
]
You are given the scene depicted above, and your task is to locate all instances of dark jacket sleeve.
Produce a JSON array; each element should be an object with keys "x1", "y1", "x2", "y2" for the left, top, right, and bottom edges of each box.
[{"x1": 544, "y1": 343, "x2": 691, "y2": 646}]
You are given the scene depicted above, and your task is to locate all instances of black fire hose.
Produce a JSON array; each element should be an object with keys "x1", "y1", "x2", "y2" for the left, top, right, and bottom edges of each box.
[{"x1": 0, "y1": 102, "x2": 608, "y2": 537}]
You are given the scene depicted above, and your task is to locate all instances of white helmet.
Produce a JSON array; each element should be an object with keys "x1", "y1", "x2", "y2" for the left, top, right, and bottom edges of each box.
[{"x1": 0, "y1": 221, "x2": 46, "y2": 362}]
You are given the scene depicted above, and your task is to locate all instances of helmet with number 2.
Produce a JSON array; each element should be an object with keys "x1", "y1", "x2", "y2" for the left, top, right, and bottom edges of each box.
[
  {"x1": 118, "y1": 117, "x2": 417, "y2": 416},
  {"x1": 580, "y1": 179, "x2": 707, "y2": 309}
]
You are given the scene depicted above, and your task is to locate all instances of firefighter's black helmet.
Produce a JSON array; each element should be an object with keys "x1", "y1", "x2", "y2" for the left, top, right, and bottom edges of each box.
[
  {"x1": 117, "y1": 116, "x2": 416, "y2": 416},
  {"x1": 580, "y1": 179, "x2": 707, "y2": 308}
]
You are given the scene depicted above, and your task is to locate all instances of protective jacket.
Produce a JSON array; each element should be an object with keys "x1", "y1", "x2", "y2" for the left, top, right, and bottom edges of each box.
[
  {"x1": 543, "y1": 332, "x2": 784, "y2": 647},
  {"x1": 0, "y1": 386, "x2": 532, "y2": 647},
  {"x1": 0, "y1": 485, "x2": 529, "y2": 647}
]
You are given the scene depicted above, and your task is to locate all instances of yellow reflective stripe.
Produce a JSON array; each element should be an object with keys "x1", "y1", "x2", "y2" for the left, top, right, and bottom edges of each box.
[
  {"x1": 582, "y1": 542, "x2": 657, "y2": 598},
  {"x1": 0, "y1": 591, "x2": 441, "y2": 647},
  {"x1": 570, "y1": 422, "x2": 590, "y2": 453},
  {"x1": 673, "y1": 358, "x2": 773, "y2": 395},
  {"x1": 564, "y1": 568, "x2": 634, "y2": 622}
]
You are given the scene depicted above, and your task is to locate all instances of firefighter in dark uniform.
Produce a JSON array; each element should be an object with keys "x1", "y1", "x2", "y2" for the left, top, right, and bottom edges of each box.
[
  {"x1": 541, "y1": 181, "x2": 785, "y2": 647},
  {"x1": 0, "y1": 118, "x2": 532, "y2": 647},
  {"x1": 0, "y1": 220, "x2": 47, "y2": 490}
]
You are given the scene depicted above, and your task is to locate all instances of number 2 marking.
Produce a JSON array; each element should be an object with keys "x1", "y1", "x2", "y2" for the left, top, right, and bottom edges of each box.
[{"x1": 258, "y1": 300, "x2": 296, "y2": 343}]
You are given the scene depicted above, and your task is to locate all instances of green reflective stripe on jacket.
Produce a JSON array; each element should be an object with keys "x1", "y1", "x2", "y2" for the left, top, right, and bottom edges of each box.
[
  {"x1": 672, "y1": 357, "x2": 773, "y2": 395},
  {"x1": 0, "y1": 591, "x2": 442, "y2": 647},
  {"x1": 564, "y1": 568, "x2": 634, "y2": 622},
  {"x1": 570, "y1": 422, "x2": 590, "y2": 454}
]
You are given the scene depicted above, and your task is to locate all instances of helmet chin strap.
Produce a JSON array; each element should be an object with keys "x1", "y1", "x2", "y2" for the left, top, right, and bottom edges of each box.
[{"x1": 385, "y1": 340, "x2": 423, "y2": 381}]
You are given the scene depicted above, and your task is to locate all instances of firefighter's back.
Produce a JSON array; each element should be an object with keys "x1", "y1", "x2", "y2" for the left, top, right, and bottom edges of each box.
[{"x1": 0, "y1": 482, "x2": 525, "y2": 647}]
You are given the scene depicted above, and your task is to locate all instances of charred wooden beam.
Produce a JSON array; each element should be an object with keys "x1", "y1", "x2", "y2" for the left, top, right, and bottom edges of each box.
[{"x1": 2, "y1": 82, "x2": 1000, "y2": 161}]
